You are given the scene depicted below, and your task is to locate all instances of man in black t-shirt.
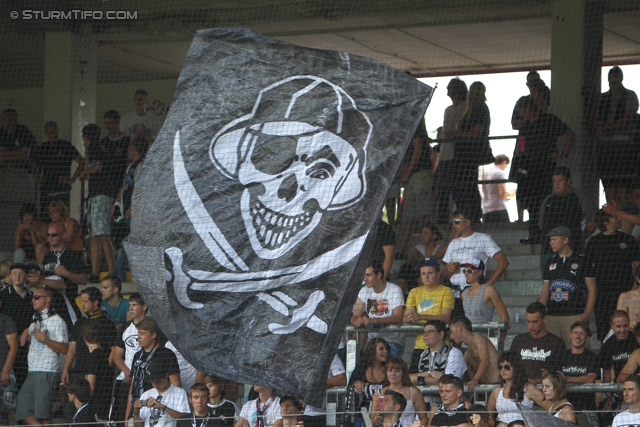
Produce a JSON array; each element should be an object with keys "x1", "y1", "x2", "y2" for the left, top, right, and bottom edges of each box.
[
  {"x1": 586, "y1": 210, "x2": 640, "y2": 340},
  {"x1": 539, "y1": 226, "x2": 596, "y2": 347},
  {"x1": 0, "y1": 108, "x2": 37, "y2": 170},
  {"x1": 128, "y1": 318, "x2": 180, "y2": 411},
  {"x1": 553, "y1": 321, "x2": 599, "y2": 425},
  {"x1": 601, "y1": 311, "x2": 638, "y2": 410},
  {"x1": 61, "y1": 287, "x2": 117, "y2": 387},
  {"x1": 30, "y1": 121, "x2": 84, "y2": 219},
  {"x1": 428, "y1": 375, "x2": 468, "y2": 427},
  {"x1": 370, "y1": 219, "x2": 396, "y2": 282},
  {"x1": 510, "y1": 302, "x2": 565, "y2": 383},
  {"x1": 510, "y1": 98, "x2": 575, "y2": 243}
]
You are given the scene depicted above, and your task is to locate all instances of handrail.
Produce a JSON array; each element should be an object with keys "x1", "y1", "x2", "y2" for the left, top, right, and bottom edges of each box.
[
  {"x1": 345, "y1": 322, "x2": 506, "y2": 333},
  {"x1": 327, "y1": 382, "x2": 623, "y2": 396}
]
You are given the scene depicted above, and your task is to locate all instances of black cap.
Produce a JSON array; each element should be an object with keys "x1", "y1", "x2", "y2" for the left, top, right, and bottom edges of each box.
[{"x1": 9, "y1": 263, "x2": 26, "y2": 272}]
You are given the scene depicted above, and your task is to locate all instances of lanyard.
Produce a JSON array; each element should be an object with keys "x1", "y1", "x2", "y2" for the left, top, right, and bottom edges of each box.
[{"x1": 72, "y1": 403, "x2": 89, "y2": 424}]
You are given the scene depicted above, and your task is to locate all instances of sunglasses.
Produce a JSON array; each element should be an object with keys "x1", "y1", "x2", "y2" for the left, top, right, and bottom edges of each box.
[
  {"x1": 498, "y1": 364, "x2": 512, "y2": 371},
  {"x1": 32, "y1": 295, "x2": 45, "y2": 300},
  {"x1": 463, "y1": 268, "x2": 479, "y2": 274},
  {"x1": 451, "y1": 219, "x2": 466, "y2": 225},
  {"x1": 47, "y1": 233, "x2": 61, "y2": 237}
]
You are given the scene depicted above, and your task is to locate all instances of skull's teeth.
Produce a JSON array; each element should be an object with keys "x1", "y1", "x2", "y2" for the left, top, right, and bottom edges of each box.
[{"x1": 251, "y1": 200, "x2": 315, "y2": 249}]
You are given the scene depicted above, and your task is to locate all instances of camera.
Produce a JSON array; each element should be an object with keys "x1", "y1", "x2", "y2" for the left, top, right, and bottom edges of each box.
[{"x1": 140, "y1": 399, "x2": 149, "y2": 406}]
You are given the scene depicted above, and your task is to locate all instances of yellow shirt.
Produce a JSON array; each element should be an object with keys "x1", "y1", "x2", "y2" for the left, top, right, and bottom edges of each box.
[{"x1": 406, "y1": 284, "x2": 455, "y2": 350}]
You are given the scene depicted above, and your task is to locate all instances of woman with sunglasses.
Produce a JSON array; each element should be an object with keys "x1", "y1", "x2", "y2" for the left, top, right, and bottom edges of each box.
[
  {"x1": 539, "y1": 372, "x2": 576, "y2": 423},
  {"x1": 460, "y1": 258, "x2": 509, "y2": 350},
  {"x1": 370, "y1": 358, "x2": 428, "y2": 427},
  {"x1": 487, "y1": 353, "x2": 535, "y2": 427}
]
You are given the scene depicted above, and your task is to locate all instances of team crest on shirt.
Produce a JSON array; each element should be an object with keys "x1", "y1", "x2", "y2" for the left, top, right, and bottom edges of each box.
[
  {"x1": 620, "y1": 242, "x2": 628, "y2": 250},
  {"x1": 571, "y1": 263, "x2": 579, "y2": 270},
  {"x1": 549, "y1": 263, "x2": 557, "y2": 270}
]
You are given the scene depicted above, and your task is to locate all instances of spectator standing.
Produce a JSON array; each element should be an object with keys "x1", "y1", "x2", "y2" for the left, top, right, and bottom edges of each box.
[
  {"x1": 449, "y1": 317, "x2": 499, "y2": 389},
  {"x1": 81, "y1": 322, "x2": 114, "y2": 420},
  {"x1": 235, "y1": 385, "x2": 281, "y2": 427},
  {"x1": 1, "y1": 264, "x2": 33, "y2": 387},
  {"x1": 66, "y1": 378, "x2": 95, "y2": 427},
  {"x1": 177, "y1": 383, "x2": 220, "y2": 427},
  {"x1": 16, "y1": 287, "x2": 69, "y2": 425},
  {"x1": 302, "y1": 354, "x2": 347, "y2": 427},
  {"x1": 482, "y1": 155, "x2": 510, "y2": 223},
  {"x1": 101, "y1": 275, "x2": 130, "y2": 329},
  {"x1": 61, "y1": 287, "x2": 117, "y2": 390},
  {"x1": 113, "y1": 293, "x2": 148, "y2": 422},
  {"x1": 596, "y1": 66, "x2": 639, "y2": 206},
  {"x1": 403, "y1": 259, "x2": 455, "y2": 370},
  {"x1": 351, "y1": 261, "x2": 405, "y2": 357},
  {"x1": 133, "y1": 363, "x2": 190, "y2": 427},
  {"x1": 552, "y1": 321, "x2": 599, "y2": 427},
  {"x1": 442, "y1": 210, "x2": 509, "y2": 314},
  {"x1": 586, "y1": 210, "x2": 640, "y2": 340},
  {"x1": 370, "y1": 219, "x2": 396, "y2": 282},
  {"x1": 0, "y1": 298, "x2": 17, "y2": 426},
  {"x1": 0, "y1": 109, "x2": 36, "y2": 182},
  {"x1": 510, "y1": 101, "x2": 575, "y2": 243},
  {"x1": 509, "y1": 302, "x2": 565, "y2": 383},
  {"x1": 538, "y1": 167, "x2": 585, "y2": 266},
  {"x1": 30, "y1": 121, "x2": 84, "y2": 219},
  {"x1": 120, "y1": 89, "x2": 162, "y2": 142},
  {"x1": 78, "y1": 117, "x2": 129, "y2": 282},
  {"x1": 396, "y1": 115, "x2": 436, "y2": 258},
  {"x1": 113, "y1": 135, "x2": 150, "y2": 283},
  {"x1": 511, "y1": 71, "x2": 541, "y2": 131},
  {"x1": 128, "y1": 318, "x2": 181, "y2": 414},
  {"x1": 447, "y1": 81, "x2": 492, "y2": 223},
  {"x1": 428, "y1": 375, "x2": 468, "y2": 427},
  {"x1": 165, "y1": 341, "x2": 198, "y2": 394},
  {"x1": 204, "y1": 375, "x2": 238, "y2": 426},
  {"x1": 538, "y1": 226, "x2": 597, "y2": 346},
  {"x1": 613, "y1": 375, "x2": 640, "y2": 427},
  {"x1": 436, "y1": 78, "x2": 468, "y2": 225}
]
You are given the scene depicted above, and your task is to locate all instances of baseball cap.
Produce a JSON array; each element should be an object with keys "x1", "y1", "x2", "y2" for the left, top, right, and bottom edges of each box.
[
  {"x1": 463, "y1": 258, "x2": 485, "y2": 270},
  {"x1": 416, "y1": 258, "x2": 440, "y2": 271},
  {"x1": 9, "y1": 263, "x2": 26, "y2": 272},
  {"x1": 546, "y1": 226, "x2": 571, "y2": 238}
]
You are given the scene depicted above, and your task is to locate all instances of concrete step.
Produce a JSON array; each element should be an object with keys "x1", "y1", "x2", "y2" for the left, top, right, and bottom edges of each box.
[
  {"x1": 494, "y1": 280, "x2": 541, "y2": 295},
  {"x1": 503, "y1": 268, "x2": 541, "y2": 281}
]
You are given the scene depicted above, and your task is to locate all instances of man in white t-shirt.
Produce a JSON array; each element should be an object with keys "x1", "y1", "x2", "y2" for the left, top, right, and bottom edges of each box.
[
  {"x1": 350, "y1": 261, "x2": 405, "y2": 357},
  {"x1": 165, "y1": 341, "x2": 198, "y2": 394},
  {"x1": 133, "y1": 364, "x2": 190, "y2": 427},
  {"x1": 235, "y1": 385, "x2": 281, "y2": 427},
  {"x1": 482, "y1": 155, "x2": 510, "y2": 223},
  {"x1": 119, "y1": 89, "x2": 162, "y2": 142},
  {"x1": 443, "y1": 210, "x2": 509, "y2": 314},
  {"x1": 613, "y1": 374, "x2": 640, "y2": 427}
]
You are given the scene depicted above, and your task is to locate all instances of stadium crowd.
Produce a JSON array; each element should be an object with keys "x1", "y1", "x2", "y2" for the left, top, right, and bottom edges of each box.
[{"x1": 0, "y1": 66, "x2": 639, "y2": 427}]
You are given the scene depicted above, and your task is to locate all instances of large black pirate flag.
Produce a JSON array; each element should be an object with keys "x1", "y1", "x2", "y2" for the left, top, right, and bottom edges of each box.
[{"x1": 125, "y1": 28, "x2": 432, "y2": 406}]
